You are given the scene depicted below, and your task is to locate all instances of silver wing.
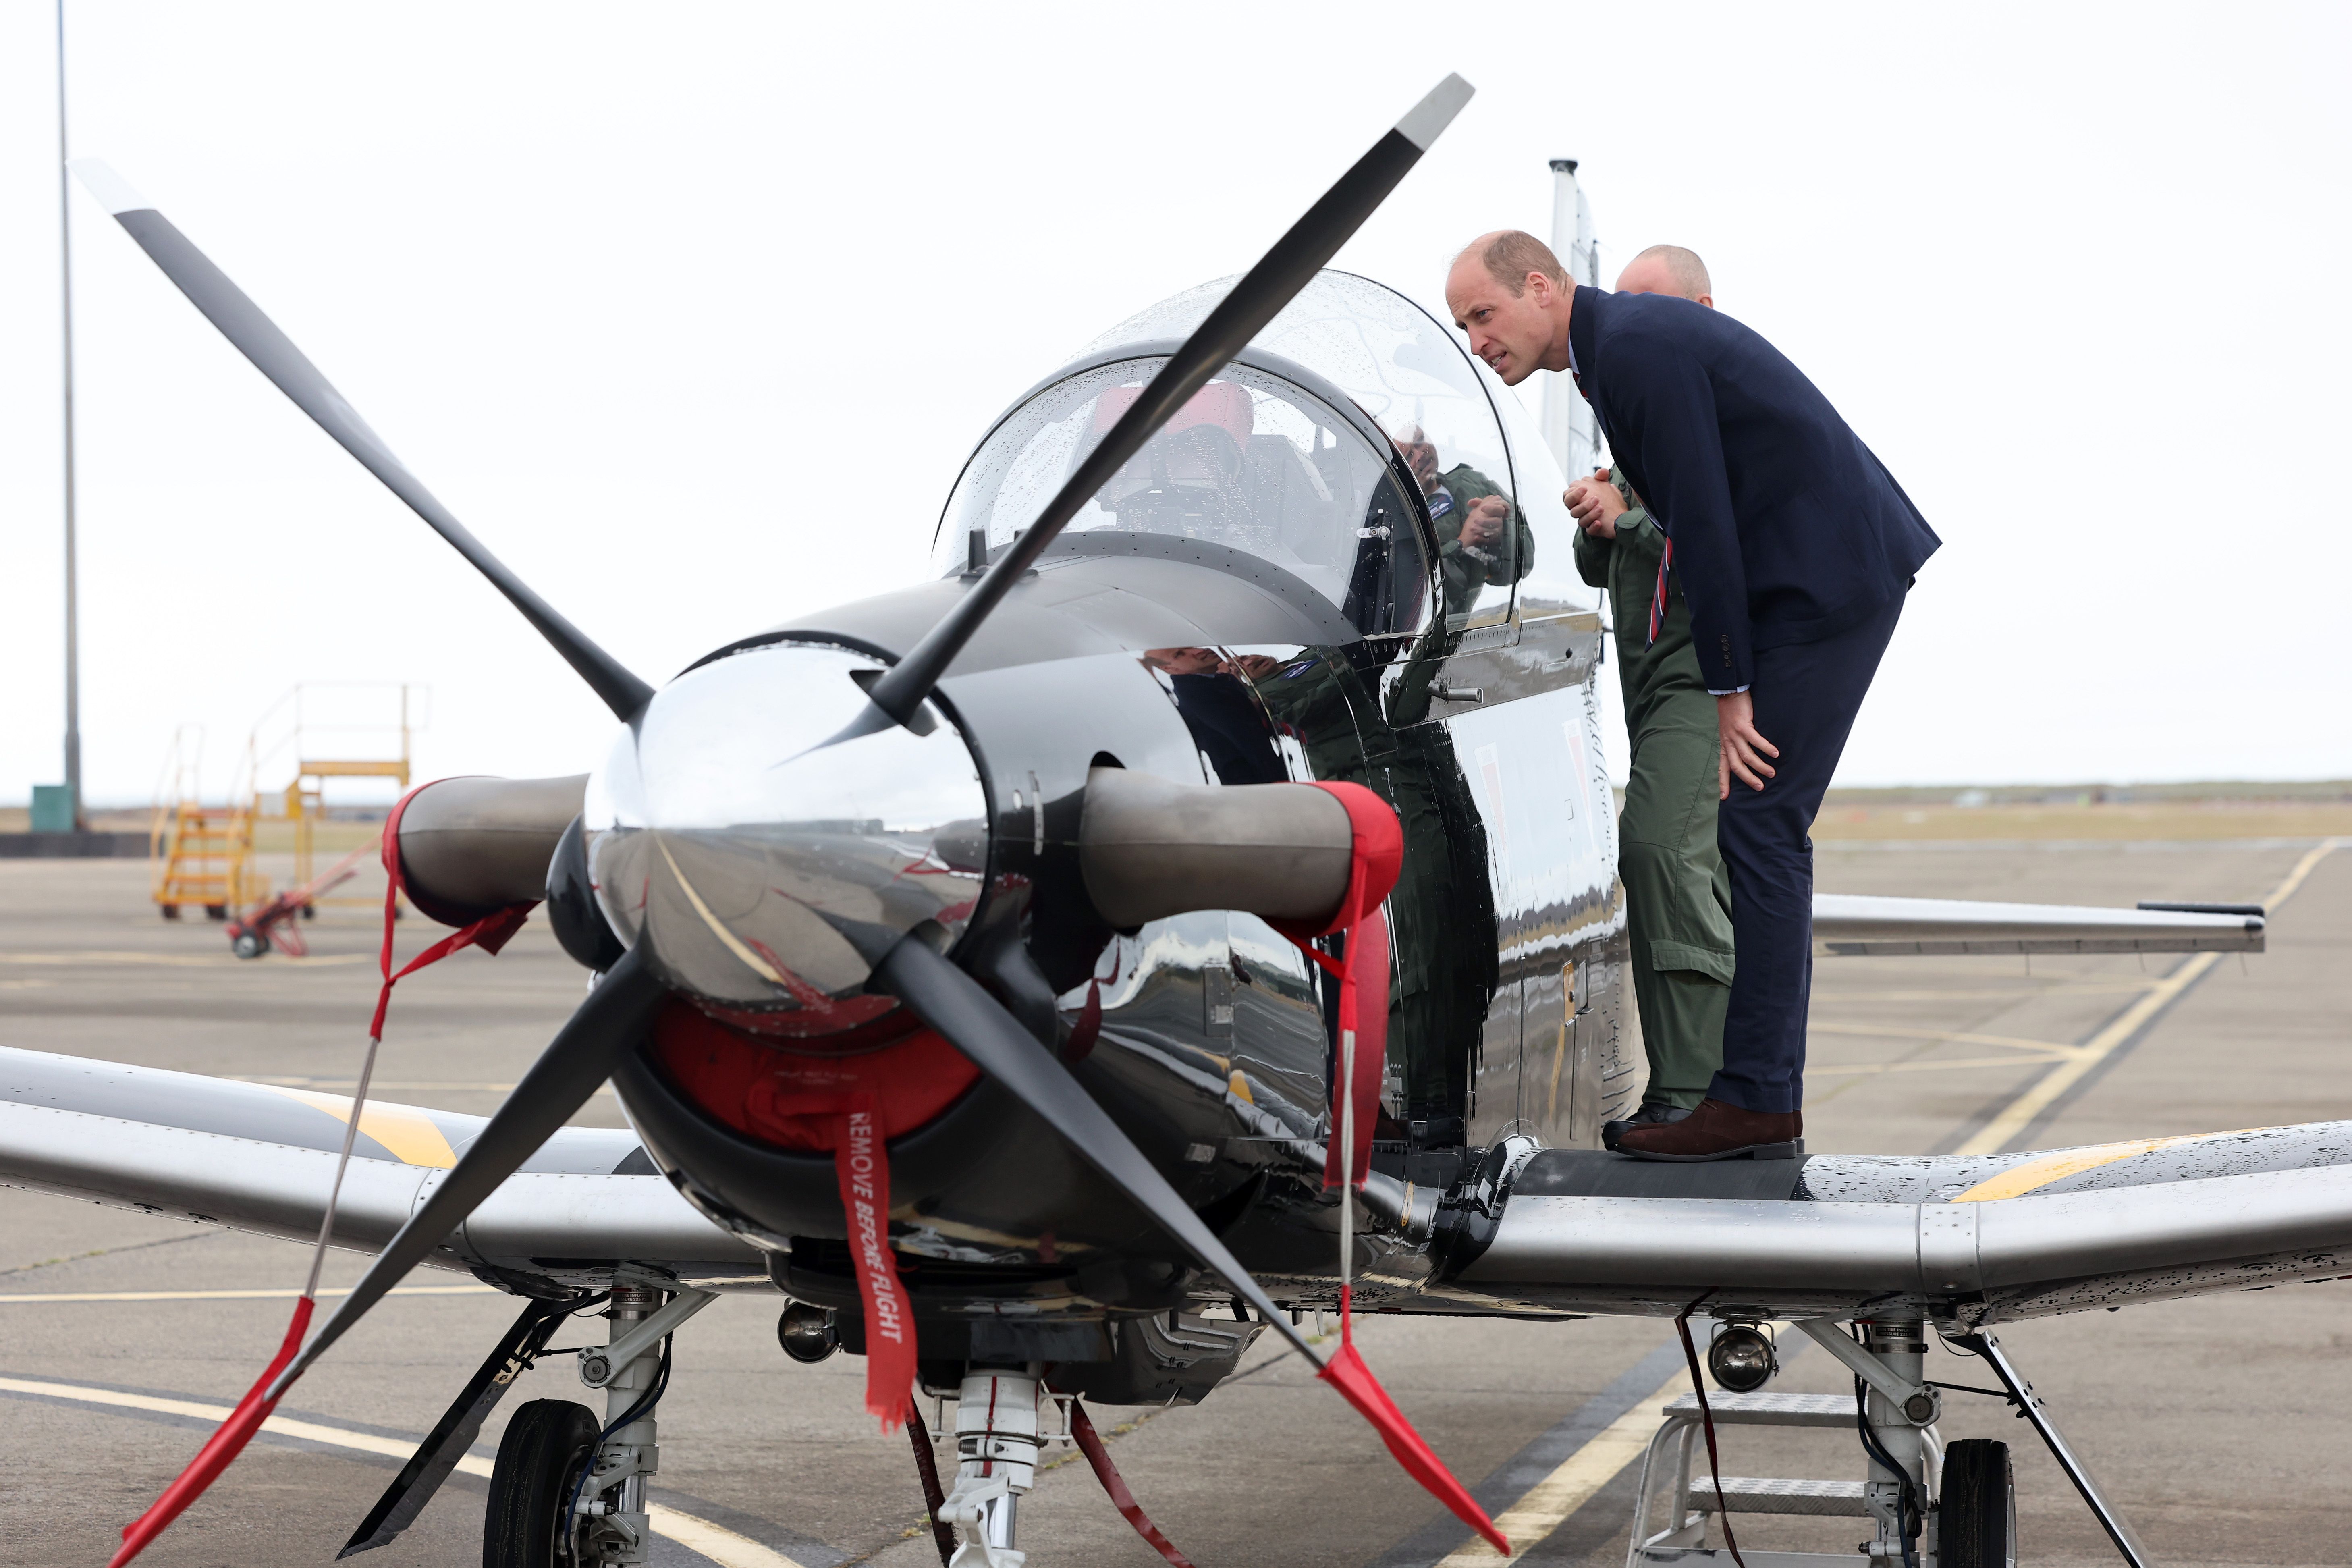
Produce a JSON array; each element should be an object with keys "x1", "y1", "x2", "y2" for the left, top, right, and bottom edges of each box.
[
  {"x1": 1812, "y1": 893, "x2": 2263, "y2": 955},
  {"x1": 1435, "y1": 1123, "x2": 2352, "y2": 1325},
  {"x1": 0, "y1": 1047, "x2": 766, "y2": 1294}
]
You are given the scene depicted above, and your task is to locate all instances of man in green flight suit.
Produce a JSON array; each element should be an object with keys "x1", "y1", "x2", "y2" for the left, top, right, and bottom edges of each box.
[
  {"x1": 1394, "y1": 427, "x2": 1532, "y2": 619},
  {"x1": 1567, "y1": 244, "x2": 1735, "y2": 1148}
]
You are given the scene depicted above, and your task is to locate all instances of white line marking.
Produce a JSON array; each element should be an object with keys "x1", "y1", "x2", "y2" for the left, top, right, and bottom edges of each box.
[
  {"x1": 0, "y1": 1374, "x2": 807, "y2": 1568},
  {"x1": 0, "y1": 1285, "x2": 498, "y2": 1304}
]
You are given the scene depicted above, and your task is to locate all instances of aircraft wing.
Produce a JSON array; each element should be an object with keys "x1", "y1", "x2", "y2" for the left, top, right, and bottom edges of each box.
[
  {"x1": 1812, "y1": 893, "x2": 2264, "y2": 955},
  {"x1": 0, "y1": 1047, "x2": 767, "y2": 1293},
  {"x1": 1437, "y1": 1123, "x2": 2352, "y2": 1327}
]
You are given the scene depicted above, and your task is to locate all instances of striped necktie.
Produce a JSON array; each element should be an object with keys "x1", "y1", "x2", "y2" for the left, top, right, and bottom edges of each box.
[{"x1": 1647, "y1": 534, "x2": 1673, "y2": 647}]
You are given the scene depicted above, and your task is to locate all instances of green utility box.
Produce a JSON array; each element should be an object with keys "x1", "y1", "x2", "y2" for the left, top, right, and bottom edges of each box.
[{"x1": 29, "y1": 785, "x2": 76, "y2": 833}]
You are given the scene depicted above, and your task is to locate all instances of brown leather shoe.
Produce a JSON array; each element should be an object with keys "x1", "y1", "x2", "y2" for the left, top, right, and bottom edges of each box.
[{"x1": 1613, "y1": 1097, "x2": 1803, "y2": 1162}]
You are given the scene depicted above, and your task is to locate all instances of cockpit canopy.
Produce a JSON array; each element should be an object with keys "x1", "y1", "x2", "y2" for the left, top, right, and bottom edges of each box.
[{"x1": 934, "y1": 271, "x2": 1543, "y2": 635}]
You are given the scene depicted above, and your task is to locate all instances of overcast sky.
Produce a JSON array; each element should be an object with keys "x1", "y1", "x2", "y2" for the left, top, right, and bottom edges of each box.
[{"x1": 2, "y1": 2, "x2": 2345, "y2": 806}]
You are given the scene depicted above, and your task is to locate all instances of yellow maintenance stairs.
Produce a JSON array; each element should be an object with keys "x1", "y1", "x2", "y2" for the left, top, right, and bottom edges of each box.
[{"x1": 150, "y1": 797, "x2": 267, "y2": 920}]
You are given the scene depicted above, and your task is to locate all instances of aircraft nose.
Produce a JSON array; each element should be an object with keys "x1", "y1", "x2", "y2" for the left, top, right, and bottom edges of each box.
[{"x1": 583, "y1": 641, "x2": 990, "y2": 1024}]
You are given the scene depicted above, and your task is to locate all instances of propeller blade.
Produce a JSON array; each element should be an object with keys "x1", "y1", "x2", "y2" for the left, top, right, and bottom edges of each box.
[
  {"x1": 269, "y1": 947, "x2": 666, "y2": 1395},
  {"x1": 68, "y1": 159, "x2": 654, "y2": 722},
  {"x1": 849, "y1": 73, "x2": 1474, "y2": 737},
  {"x1": 872, "y1": 934, "x2": 1322, "y2": 1363}
]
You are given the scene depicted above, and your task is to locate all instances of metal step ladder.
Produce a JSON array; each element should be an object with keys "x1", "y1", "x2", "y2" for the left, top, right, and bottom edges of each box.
[{"x1": 1629, "y1": 1391, "x2": 1940, "y2": 1566}]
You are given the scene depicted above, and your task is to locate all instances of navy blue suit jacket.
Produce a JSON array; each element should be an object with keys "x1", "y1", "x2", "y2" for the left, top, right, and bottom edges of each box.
[{"x1": 1567, "y1": 285, "x2": 1939, "y2": 691}]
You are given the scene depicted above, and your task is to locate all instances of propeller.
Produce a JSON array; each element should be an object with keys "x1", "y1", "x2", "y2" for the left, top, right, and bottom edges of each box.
[
  {"x1": 90, "y1": 69, "x2": 1497, "y2": 1560},
  {"x1": 841, "y1": 71, "x2": 1474, "y2": 742},
  {"x1": 874, "y1": 936, "x2": 1320, "y2": 1358},
  {"x1": 67, "y1": 158, "x2": 652, "y2": 722}
]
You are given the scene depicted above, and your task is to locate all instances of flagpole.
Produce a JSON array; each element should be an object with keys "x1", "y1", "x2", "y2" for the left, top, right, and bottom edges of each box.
[{"x1": 56, "y1": 0, "x2": 85, "y2": 831}]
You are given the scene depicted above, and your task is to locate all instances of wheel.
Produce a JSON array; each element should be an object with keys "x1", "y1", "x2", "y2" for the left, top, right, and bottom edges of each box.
[
  {"x1": 1939, "y1": 1438, "x2": 2016, "y2": 1568},
  {"x1": 230, "y1": 929, "x2": 269, "y2": 960},
  {"x1": 484, "y1": 1398, "x2": 600, "y2": 1568},
  {"x1": 160, "y1": 905, "x2": 181, "y2": 922},
  {"x1": 203, "y1": 903, "x2": 228, "y2": 922},
  {"x1": 301, "y1": 903, "x2": 316, "y2": 920}
]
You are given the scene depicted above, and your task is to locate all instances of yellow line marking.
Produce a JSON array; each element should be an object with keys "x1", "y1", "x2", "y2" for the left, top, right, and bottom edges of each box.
[
  {"x1": 1953, "y1": 1129, "x2": 2259, "y2": 1203},
  {"x1": 1436, "y1": 1377, "x2": 1685, "y2": 1564},
  {"x1": 655, "y1": 840, "x2": 788, "y2": 985},
  {"x1": 0, "y1": 1375, "x2": 808, "y2": 1568},
  {"x1": 0, "y1": 1285, "x2": 497, "y2": 1304},
  {"x1": 253, "y1": 1085, "x2": 459, "y2": 1168},
  {"x1": 1951, "y1": 838, "x2": 2342, "y2": 1159}
]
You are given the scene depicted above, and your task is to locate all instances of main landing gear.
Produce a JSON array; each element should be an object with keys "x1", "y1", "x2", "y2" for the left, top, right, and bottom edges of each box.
[{"x1": 1629, "y1": 1317, "x2": 2136, "y2": 1568}]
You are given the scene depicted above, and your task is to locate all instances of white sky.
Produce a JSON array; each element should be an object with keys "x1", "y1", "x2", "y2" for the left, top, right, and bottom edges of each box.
[{"x1": 1, "y1": 2, "x2": 2345, "y2": 806}]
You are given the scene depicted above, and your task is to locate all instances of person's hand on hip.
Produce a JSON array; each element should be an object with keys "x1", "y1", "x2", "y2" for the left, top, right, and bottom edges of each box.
[{"x1": 1717, "y1": 690, "x2": 1779, "y2": 798}]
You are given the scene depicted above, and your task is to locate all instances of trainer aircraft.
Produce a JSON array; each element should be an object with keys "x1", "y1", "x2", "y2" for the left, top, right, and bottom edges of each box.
[{"x1": 3, "y1": 75, "x2": 2330, "y2": 1568}]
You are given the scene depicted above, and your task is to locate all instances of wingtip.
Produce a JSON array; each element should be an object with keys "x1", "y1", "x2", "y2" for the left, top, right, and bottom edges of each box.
[
  {"x1": 1394, "y1": 73, "x2": 1475, "y2": 152},
  {"x1": 69, "y1": 158, "x2": 152, "y2": 216}
]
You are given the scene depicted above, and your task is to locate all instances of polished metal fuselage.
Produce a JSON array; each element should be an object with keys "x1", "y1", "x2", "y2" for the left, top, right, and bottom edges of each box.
[{"x1": 606, "y1": 495, "x2": 1625, "y2": 1315}]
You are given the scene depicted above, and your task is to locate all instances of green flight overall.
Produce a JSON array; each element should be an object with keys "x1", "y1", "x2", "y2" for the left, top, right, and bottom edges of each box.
[{"x1": 1573, "y1": 467, "x2": 1734, "y2": 1144}]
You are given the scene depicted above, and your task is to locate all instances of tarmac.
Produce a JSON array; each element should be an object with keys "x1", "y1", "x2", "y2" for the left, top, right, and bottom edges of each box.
[{"x1": 2, "y1": 833, "x2": 2347, "y2": 1568}]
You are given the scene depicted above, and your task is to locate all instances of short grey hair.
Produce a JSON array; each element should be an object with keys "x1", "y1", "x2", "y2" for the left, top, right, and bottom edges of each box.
[{"x1": 1628, "y1": 243, "x2": 1711, "y2": 300}]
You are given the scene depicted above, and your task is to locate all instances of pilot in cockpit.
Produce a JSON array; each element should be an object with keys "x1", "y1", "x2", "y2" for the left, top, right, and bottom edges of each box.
[{"x1": 1391, "y1": 424, "x2": 1532, "y2": 617}]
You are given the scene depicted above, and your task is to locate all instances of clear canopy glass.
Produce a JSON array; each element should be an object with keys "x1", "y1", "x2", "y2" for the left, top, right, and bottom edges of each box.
[
  {"x1": 933, "y1": 270, "x2": 1538, "y2": 633},
  {"x1": 1079, "y1": 270, "x2": 1526, "y2": 626},
  {"x1": 936, "y1": 353, "x2": 1429, "y2": 637}
]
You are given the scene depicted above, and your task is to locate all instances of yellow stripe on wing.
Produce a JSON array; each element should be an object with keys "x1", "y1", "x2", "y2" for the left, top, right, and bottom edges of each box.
[
  {"x1": 257, "y1": 1085, "x2": 460, "y2": 1169},
  {"x1": 1952, "y1": 1128, "x2": 2254, "y2": 1203}
]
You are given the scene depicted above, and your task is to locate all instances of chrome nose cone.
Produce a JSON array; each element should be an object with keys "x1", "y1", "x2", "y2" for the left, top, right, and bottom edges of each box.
[{"x1": 585, "y1": 641, "x2": 989, "y2": 1022}]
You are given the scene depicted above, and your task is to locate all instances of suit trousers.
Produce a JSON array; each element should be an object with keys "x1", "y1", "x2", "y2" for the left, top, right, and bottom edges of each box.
[{"x1": 1709, "y1": 589, "x2": 1905, "y2": 1114}]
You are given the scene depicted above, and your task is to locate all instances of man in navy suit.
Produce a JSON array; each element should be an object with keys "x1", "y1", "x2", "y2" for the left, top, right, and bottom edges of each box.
[{"x1": 1446, "y1": 231, "x2": 1938, "y2": 1160}]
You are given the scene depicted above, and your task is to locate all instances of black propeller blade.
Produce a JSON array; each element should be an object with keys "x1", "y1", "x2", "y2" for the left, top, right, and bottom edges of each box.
[
  {"x1": 874, "y1": 936, "x2": 1323, "y2": 1363},
  {"x1": 846, "y1": 72, "x2": 1474, "y2": 739},
  {"x1": 266, "y1": 949, "x2": 668, "y2": 1397},
  {"x1": 69, "y1": 159, "x2": 654, "y2": 722}
]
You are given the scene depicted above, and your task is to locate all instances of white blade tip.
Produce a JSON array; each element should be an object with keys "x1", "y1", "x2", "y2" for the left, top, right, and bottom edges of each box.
[
  {"x1": 69, "y1": 158, "x2": 151, "y2": 216},
  {"x1": 1394, "y1": 74, "x2": 1474, "y2": 152}
]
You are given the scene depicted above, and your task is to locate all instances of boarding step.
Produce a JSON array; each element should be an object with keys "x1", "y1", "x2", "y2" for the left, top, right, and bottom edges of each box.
[
  {"x1": 1663, "y1": 1392, "x2": 1857, "y2": 1428},
  {"x1": 1685, "y1": 1476, "x2": 1871, "y2": 1518}
]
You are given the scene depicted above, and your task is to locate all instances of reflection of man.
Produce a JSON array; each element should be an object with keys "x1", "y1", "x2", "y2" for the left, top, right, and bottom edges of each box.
[
  {"x1": 1446, "y1": 229, "x2": 1937, "y2": 1162},
  {"x1": 1568, "y1": 247, "x2": 1733, "y2": 1146},
  {"x1": 1143, "y1": 648, "x2": 1287, "y2": 786},
  {"x1": 1393, "y1": 426, "x2": 1528, "y2": 618},
  {"x1": 1237, "y1": 647, "x2": 1495, "y2": 1142}
]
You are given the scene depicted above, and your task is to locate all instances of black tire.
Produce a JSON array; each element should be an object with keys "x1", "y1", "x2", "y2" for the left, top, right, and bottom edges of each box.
[
  {"x1": 160, "y1": 905, "x2": 181, "y2": 921},
  {"x1": 230, "y1": 930, "x2": 268, "y2": 960},
  {"x1": 484, "y1": 1399, "x2": 600, "y2": 1568},
  {"x1": 204, "y1": 903, "x2": 228, "y2": 921},
  {"x1": 1940, "y1": 1438, "x2": 2016, "y2": 1568}
]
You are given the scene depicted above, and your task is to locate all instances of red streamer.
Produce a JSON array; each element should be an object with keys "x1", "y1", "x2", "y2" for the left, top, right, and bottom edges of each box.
[
  {"x1": 830, "y1": 1095, "x2": 917, "y2": 1429},
  {"x1": 1318, "y1": 1285, "x2": 1508, "y2": 1555},
  {"x1": 1069, "y1": 1399, "x2": 1196, "y2": 1568},
  {"x1": 110, "y1": 1297, "x2": 316, "y2": 1567},
  {"x1": 368, "y1": 782, "x2": 536, "y2": 1043}
]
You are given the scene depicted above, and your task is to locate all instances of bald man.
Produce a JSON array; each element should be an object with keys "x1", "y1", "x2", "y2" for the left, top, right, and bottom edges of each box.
[
  {"x1": 1565, "y1": 245, "x2": 1732, "y2": 1147},
  {"x1": 1446, "y1": 231, "x2": 1937, "y2": 1161}
]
